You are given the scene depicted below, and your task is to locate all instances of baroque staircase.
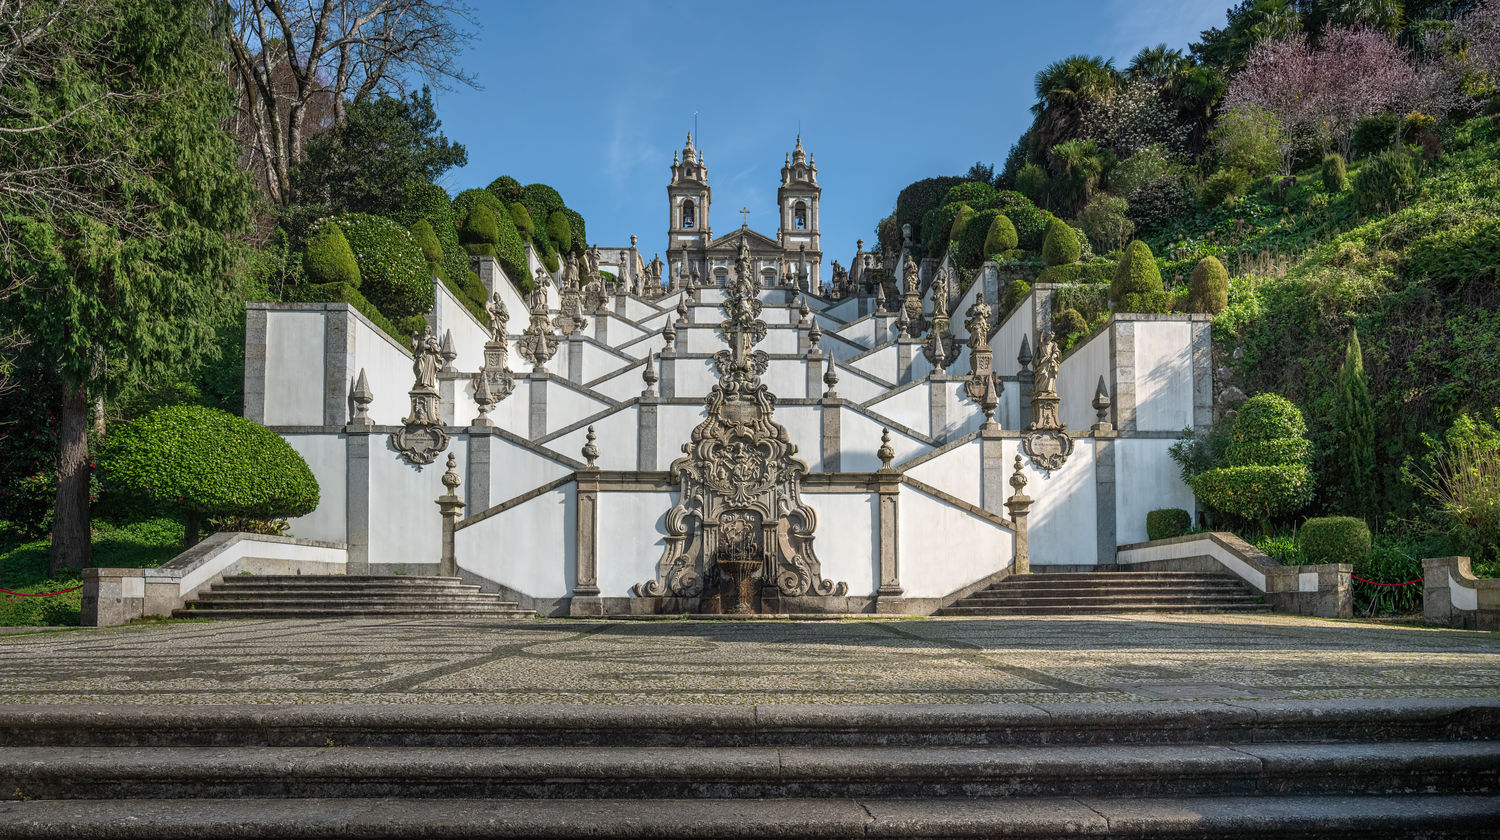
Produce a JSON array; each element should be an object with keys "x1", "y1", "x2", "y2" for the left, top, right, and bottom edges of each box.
[
  {"x1": 938, "y1": 571, "x2": 1270, "y2": 616},
  {"x1": 171, "y1": 575, "x2": 534, "y2": 620},
  {"x1": 0, "y1": 701, "x2": 1495, "y2": 837}
]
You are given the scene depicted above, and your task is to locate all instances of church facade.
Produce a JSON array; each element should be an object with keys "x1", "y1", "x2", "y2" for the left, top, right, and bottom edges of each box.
[{"x1": 666, "y1": 133, "x2": 823, "y2": 292}]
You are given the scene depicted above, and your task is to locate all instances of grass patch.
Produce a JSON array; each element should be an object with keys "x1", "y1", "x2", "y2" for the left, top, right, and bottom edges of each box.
[{"x1": 0, "y1": 518, "x2": 184, "y2": 627}]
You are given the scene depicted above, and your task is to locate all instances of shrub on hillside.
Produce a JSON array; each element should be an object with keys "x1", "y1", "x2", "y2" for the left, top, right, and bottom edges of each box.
[
  {"x1": 1078, "y1": 193, "x2": 1134, "y2": 252},
  {"x1": 303, "y1": 220, "x2": 360, "y2": 287},
  {"x1": 452, "y1": 188, "x2": 502, "y2": 232},
  {"x1": 984, "y1": 213, "x2": 1019, "y2": 255},
  {"x1": 1126, "y1": 177, "x2": 1194, "y2": 234},
  {"x1": 332, "y1": 213, "x2": 432, "y2": 320},
  {"x1": 546, "y1": 210, "x2": 572, "y2": 254},
  {"x1": 1354, "y1": 150, "x2": 1416, "y2": 213},
  {"x1": 1015, "y1": 163, "x2": 1048, "y2": 206},
  {"x1": 1322, "y1": 153, "x2": 1348, "y2": 192},
  {"x1": 896, "y1": 175, "x2": 967, "y2": 247},
  {"x1": 1350, "y1": 113, "x2": 1397, "y2": 159},
  {"x1": 1300, "y1": 516, "x2": 1372, "y2": 566},
  {"x1": 954, "y1": 209, "x2": 1003, "y2": 269},
  {"x1": 1001, "y1": 279, "x2": 1031, "y2": 316},
  {"x1": 409, "y1": 219, "x2": 442, "y2": 268},
  {"x1": 1110, "y1": 240, "x2": 1162, "y2": 301},
  {"x1": 520, "y1": 183, "x2": 566, "y2": 232},
  {"x1": 1405, "y1": 215, "x2": 1500, "y2": 294},
  {"x1": 1209, "y1": 104, "x2": 1281, "y2": 178},
  {"x1": 485, "y1": 175, "x2": 523, "y2": 204},
  {"x1": 1042, "y1": 219, "x2": 1081, "y2": 266},
  {"x1": 1192, "y1": 393, "x2": 1315, "y2": 533},
  {"x1": 561, "y1": 207, "x2": 587, "y2": 255},
  {"x1": 920, "y1": 203, "x2": 970, "y2": 254},
  {"x1": 396, "y1": 182, "x2": 465, "y2": 285},
  {"x1": 1003, "y1": 203, "x2": 1053, "y2": 251},
  {"x1": 462, "y1": 202, "x2": 500, "y2": 254},
  {"x1": 1199, "y1": 167, "x2": 1252, "y2": 208},
  {"x1": 1054, "y1": 307, "x2": 1088, "y2": 347},
  {"x1": 948, "y1": 205, "x2": 975, "y2": 243},
  {"x1": 510, "y1": 203, "x2": 534, "y2": 239},
  {"x1": 1187, "y1": 256, "x2": 1229, "y2": 314},
  {"x1": 1036, "y1": 262, "x2": 1116, "y2": 285},
  {"x1": 101, "y1": 406, "x2": 319, "y2": 547},
  {"x1": 943, "y1": 181, "x2": 995, "y2": 206},
  {"x1": 1146, "y1": 508, "x2": 1192, "y2": 541}
]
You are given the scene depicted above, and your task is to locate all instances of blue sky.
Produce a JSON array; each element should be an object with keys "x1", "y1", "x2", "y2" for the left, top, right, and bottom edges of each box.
[{"x1": 433, "y1": 0, "x2": 1230, "y2": 266}]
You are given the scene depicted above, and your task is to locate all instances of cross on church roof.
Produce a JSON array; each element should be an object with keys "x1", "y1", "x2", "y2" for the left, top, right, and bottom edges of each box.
[{"x1": 739, "y1": 207, "x2": 750, "y2": 226}]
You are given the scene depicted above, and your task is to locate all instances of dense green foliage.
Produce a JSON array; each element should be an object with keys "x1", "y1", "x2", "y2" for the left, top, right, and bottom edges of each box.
[
  {"x1": 984, "y1": 213, "x2": 1019, "y2": 254},
  {"x1": 395, "y1": 182, "x2": 467, "y2": 288},
  {"x1": 546, "y1": 211, "x2": 573, "y2": 254},
  {"x1": 1300, "y1": 516, "x2": 1371, "y2": 565},
  {"x1": 1146, "y1": 508, "x2": 1192, "y2": 541},
  {"x1": 895, "y1": 176, "x2": 967, "y2": 251},
  {"x1": 954, "y1": 209, "x2": 1003, "y2": 269},
  {"x1": 332, "y1": 214, "x2": 433, "y2": 320},
  {"x1": 1187, "y1": 256, "x2": 1228, "y2": 314},
  {"x1": 486, "y1": 176, "x2": 524, "y2": 204},
  {"x1": 1331, "y1": 328, "x2": 1377, "y2": 522},
  {"x1": 510, "y1": 203, "x2": 535, "y2": 239},
  {"x1": 1110, "y1": 240, "x2": 1162, "y2": 301},
  {"x1": 1042, "y1": 219, "x2": 1081, "y2": 266},
  {"x1": 0, "y1": 519, "x2": 184, "y2": 627},
  {"x1": 1077, "y1": 194, "x2": 1134, "y2": 251},
  {"x1": 409, "y1": 219, "x2": 443, "y2": 267},
  {"x1": 1192, "y1": 394, "x2": 1315, "y2": 532},
  {"x1": 1353, "y1": 149, "x2": 1417, "y2": 212},
  {"x1": 463, "y1": 203, "x2": 501, "y2": 249},
  {"x1": 303, "y1": 222, "x2": 361, "y2": 287},
  {"x1": 101, "y1": 406, "x2": 318, "y2": 544},
  {"x1": 1322, "y1": 153, "x2": 1348, "y2": 192}
]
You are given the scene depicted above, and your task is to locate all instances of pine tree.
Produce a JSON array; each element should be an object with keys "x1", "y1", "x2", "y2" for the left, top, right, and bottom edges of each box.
[{"x1": 1332, "y1": 327, "x2": 1377, "y2": 524}]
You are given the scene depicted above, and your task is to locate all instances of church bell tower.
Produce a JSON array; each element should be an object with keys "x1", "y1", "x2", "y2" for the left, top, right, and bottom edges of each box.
[
  {"x1": 777, "y1": 135, "x2": 822, "y2": 291},
  {"x1": 667, "y1": 133, "x2": 710, "y2": 286}
]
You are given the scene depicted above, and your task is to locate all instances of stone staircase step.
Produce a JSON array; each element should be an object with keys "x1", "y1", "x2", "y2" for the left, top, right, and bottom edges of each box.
[
  {"x1": 171, "y1": 607, "x2": 533, "y2": 620},
  {"x1": 176, "y1": 575, "x2": 535, "y2": 621},
  {"x1": 938, "y1": 605, "x2": 1272, "y2": 616},
  {"x1": 942, "y1": 572, "x2": 1266, "y2": 617},
  {"x1": 193, "y1": 591, "x2": 504, "y2": 603},
  {"x1": 2, "y1": 742, "x2": 1493, "y2": 800},
  {"x1": 955, "y1": 596, "x2": 1264, "y2": 608},
  {"x1": 3, "y1": 794, "x2": 1495, "y2": 839}
]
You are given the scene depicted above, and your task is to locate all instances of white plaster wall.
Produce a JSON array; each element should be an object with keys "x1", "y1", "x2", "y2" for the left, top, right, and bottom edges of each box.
[
  {"x1": 621, "y1": 297, "x2": 661, "y2": 321},
  {"x1": 1134, "y1": 321, "x2": 1193, "y2": 432},
  {"x1": 576, "y1": 341, "x2": 633, "y2": 383},
  {"x1": 841, "y1": 411, "x2": 928, "y2": 472},
  {"x1": 590, "y1": 359, "x2": 652, "y2": 402},
  {"x1": 366, "y1": 440, "x2": 467, "y2": 567},
  {"x1": 1025, "y1": 438, "x2": 1100, "y2": 567},
  {"x1": 670, "y1": 357, "x2": 719, "y2": 397},
  {"x1": 905, "y1": 438, "x2": 981, "y2": 503},
  {"x1": 433, "y1": 280, "x2": 488, "y2": 373},
  {"x1": 486, "y1": 259, "x2": 529, "y2": 323},
  {"x1": 600, "y1": 317, "x2": 651, "y2": 346},
  {"x1": 864, "y1": 384, "x2": 931, "y2": 437},
  {"x1": 775, "y1": 405, "x2": 825, "y2": 474},
  {"x1": 763, "y1": 358, "x2": 807, "y2": 398},
  {"x1": 350, "y1": 314, "x2": 414, "y2": 426},
  {"x1": 457, "y1": 481, "x2": 574, "y2": 598},
  {"x1": 831, "y1": 362, "x2": 890, "y2": 404},
  {"x1": 282, "y1": 433, "x2": 347, "y2": 542},
  {"x1": 487, "y1": 437, "x2": 573, "y2": 507},
  {"x1": 990, "y1": 289, "x2": 1037, "y2": 378},
  {"x1": 657, "y1": 403, "x2": 711, "y2": 456},
  {"x1": 944, "y1": 380, "x2": 985, "y2": 441},
  {"x1": 835, "y1": 316, "x2": 875, "y2": 347},
  {"x1": 821, "y1": 332, "x2": 868, "y2": 361},
  {"x1": 1060, "y1": 326, "x2": 1111, "y2": 432},
  {"x1": 1115, "y1": 437, "x2": 1195, "y2": 545},
  {"x1": 1001, "y1": 381, "x2": 1021, "y2": 431},
  {"x1": 616, "y1": 332, "x2": 667, "y2": 360},
  {"x1": 265, "y1": 312, "x2": 325, "y2": 426},
  {"x1": 805, "y1": 491, "x2": 877, "y2": 595},
  {"x1": 596, "y1": 491, "x2": 674, "y2": 596},
  {"x1": 947, "y1": 274, "x2": 985, "y2": 342},
  {"x1": 847, "y1": 346, "x2": 896, "y2": 383},
  {"x1": 824, "y1": 296, "x2": 863, "y2": 322},
  {"x1": 540, "y1": 381, "x2": 614, "y2": 434},
  {"x1": 486, "y1": 381, "x2": 530, "y2": 435},
  {"x1": 898, "y1": 485, "x2": 1012, "y2": 598},
  {"x1": 547, "y1": 406, "x2": 640, "y2": 471}
]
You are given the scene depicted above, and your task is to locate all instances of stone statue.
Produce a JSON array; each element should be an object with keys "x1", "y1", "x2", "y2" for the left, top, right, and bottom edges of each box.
[
  {"x1": 965, "y1": 289, "x2": 992, "y2": 347},
  {"x1": 485, "y1": 293, "x2": 509, "y2": 344},
  {"x1": 902, "y1": 256, "x2": 919, "y2": 295},
  {"x1": 1034, "y1": 331, "x2": 1061, "y2": 396},
  {"x1": 587, "y1": 243, "x2": 602, "y2": 276},
  {"x1": 931, "y1": 268, "x2": 950, "y2": 316},
  {"x1": 412, "y1": 329, "x2": 442, "y2": 391}
]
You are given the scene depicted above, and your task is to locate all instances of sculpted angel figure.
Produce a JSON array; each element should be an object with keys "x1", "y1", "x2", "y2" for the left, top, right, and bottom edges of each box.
[{"x1": 1033, "y1": 330, "x2": 1061, "y2": 396}]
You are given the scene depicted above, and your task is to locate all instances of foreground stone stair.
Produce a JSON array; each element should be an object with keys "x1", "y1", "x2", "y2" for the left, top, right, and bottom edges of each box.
[
  {"x1": 171, "y1": 575, "x2": 534, "y2": 620},
  {"x1": 0, "y1": 701, "x2": 1495, "y2": 837},
  {"x1": 938, "y1": 571, "x2": 1271, "y2": 616}
]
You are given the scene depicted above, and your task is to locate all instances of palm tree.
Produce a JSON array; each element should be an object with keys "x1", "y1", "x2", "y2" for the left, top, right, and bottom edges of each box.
[
  {"x1": 1049, "y1": 139, "x2": 1105, "y2": 213},
  {"x1": 1332, "y1": 0, "x2": 1404, "y2": 37},
  {"x1": 1247, "y1": 0, "x2": 1302, "y2": 43},
  {"x1": 1032, "y1": 55, "x2": 1118, "y2": 149},
  {"x1": 1170, "y1": 64, "x2": 1227, "y2": 153},
  {"x1": 1128, "y1": 44, "x2": 1186, "y2": 85}
]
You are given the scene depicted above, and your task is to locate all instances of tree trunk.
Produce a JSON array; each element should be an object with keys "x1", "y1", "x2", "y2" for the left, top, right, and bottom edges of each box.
[
  {"x1": 183, "y1": 512, "x2": 201, "y2": 549},
  {"x1": 92, "y1": 392, "x2": 106, "y2": 436},
  {"x1": 50, "y1": 382, "x2": 92, "y2": 575}
]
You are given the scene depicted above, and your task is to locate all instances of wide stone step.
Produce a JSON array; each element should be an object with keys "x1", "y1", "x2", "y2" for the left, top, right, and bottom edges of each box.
[
  {"x1": 969, "y1": 585, "x2": 1253, "y2": 599},
  {"x1": 1021, "y1": 573, "x2": 1244, "y2": 583},
  {"x1": 171, "y1": 606, "x2": 532, "y2": 619},
  {"x1": 3, "y1": 795, "x2": 1495, "y2": 839},
  {"x1": 937, "y1": 604, "x2": 1273, "y2": 616},
  {"x1": 193, "y1": 591, "x2": 502, "y2": 603},
  {"x1": 227, "y1": 575, "x2": 469, "y2": 584},
  {"x1": 956, "y1": 595, "x2": 1264, "y2": 608},
  {"x1": 1, "y1": 742, "x2": 1493, "y2": 800},
  {"x1": 4, "y1": 702, "x2": 1489, "y2": 749},
  {"x1": 989, "y1": 579, "x2": 1249, "y2": 590}
]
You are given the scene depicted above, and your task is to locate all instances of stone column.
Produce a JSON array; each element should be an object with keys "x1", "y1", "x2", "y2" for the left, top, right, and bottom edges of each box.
[
  {"x1": 345, "y1": 429, "x2": 372, "y2": 574},
  {"x1": 928, "y1": 371, "x2": 949, "y2": 444},
  {"x1": 1004, "y1": 455, "x2": 1033, "y2": 576},
  {"x1": 1191, "y1": 316, "x2": 1213, "y2": 434},
  {"x1": 567, "y1": 334, "x2": 583, "y2": 383},
  {"x1": 244, "y1": 305, "x2": 268, "y2": 424},
  {"x1": 571, "y1": 467, "x2": 602, "y2": 616},
  {"x1": 466, "y1": 428, "x2": 492, "y2": 513},
  {"x1": 594, "y1": 310, "x2": 609, "y2": 344},
  {"x1": 805, "y1": 353, "x2": 823, "y2": 399},
  {"x1": 81, "y1": 568, "x2": 145, "y2": 627},
  {"x1": 897, "y1": 338, "x2": 917, "y2": 385},
  {"x1": 436, "y1": 453, "x2": 466, "y2": 577},
  {"x1": 875, "y1": 468, "x2": 904, "y2": 613},
  {"x1": 820, "y1": 398, "x2": 842, "y2": 473},
  {"x1": 1110, "y1": 320, "x2": 1137, "y2": 432},
  {"x1": 438, "y1": 373, "x2": 460, "y2": 426},
  {"x1": 980, "y1": 429, "x2": 1006, "y2": 516},
  {"x1": 528, "y1": 371, "x2": 548, "y2": 439},
  {"x1": 659, "y1": 343, "x2": 677, "y2": 399},
  {"x1": 324, "y1": 307, "x2": 355, "y2": 426},
  {"x1": 1094, "y1": 434, "x2": 1117, "y2": 567}
]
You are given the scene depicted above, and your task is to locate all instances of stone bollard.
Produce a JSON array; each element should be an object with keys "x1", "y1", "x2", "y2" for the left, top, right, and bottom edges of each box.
[
  {"x1": 1004, "y1": 455, "x2": 1033, "y2": 576},
  {"x1": 436, "y1": 453, "x2": 465, "y2": 577}
]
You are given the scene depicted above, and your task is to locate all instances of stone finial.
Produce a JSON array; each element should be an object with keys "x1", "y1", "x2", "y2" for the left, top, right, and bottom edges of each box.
[
  {"x1": 823, "y1": 355, "x2": 839, "y2": 399},
  {"x1": 676, "y1": 297, "x2": 689, "y2": 326},
  {"x1": 877, "y1": 428, "x2": 895, "y2": 471},
  {"x1": 1017, "y1": 333, "x2": 1033, "y2": 371},
  {"x1": 896, "y1": 307, "x2": 910, "y2": 338},
  {"x1": 797, "y1": 296, "x2": 810, "y2": 324},
  {"x1": 980, "y1": 375, "x2": 1000, "y2": 428},
  {"x1": 929, "y1": 329, "x2": 947, "y2": 374},
  {"x1": 856, "y1": 239, "x2": 864, "y2": 253},
  {"x1": 642, "y1": 353, "x2": 659, "y2": 396},
  {"x1": 663, "y1": 318, "x2": 677, "y2": 352},
  {"x1": 473, "y1": 366, "x2": 495, "y2": 425},
  {"x1": 808, "y1": 318, "x2": 822, "y2": 350},
  {"x1": 1092, "y1": 375, "x2": 1113, "y2": 431},
  {"x1": 630, "y1": 234, "x2": 638, "y2": 247},
  {"x1": 440, "y1": 329, "x2": 458, "y2": 372},
  {"x1": 582, "y1": 425, "x2": 599, "y2": 469},
  {"x1": 349, "y1": 368, "x2": 374, "y2": 427},
  {"x1": 441, "y1": 452, "x2": 462, "y2": 495},
  {"x1": 1009, "y1": 454, "x2": 1028, "y2": 496}
]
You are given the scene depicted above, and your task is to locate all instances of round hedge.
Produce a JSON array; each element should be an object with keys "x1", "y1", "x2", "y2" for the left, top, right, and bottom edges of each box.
[
  {"x1": 409, "y1": 219, "x2": 442, "y2": 265},
  {"x1": 463, "y1": 202, "x2": 500, "y2": 246},
  {"x1": 452, "y1": 188, "x2": 502, "y2": 234},
  {"x1": 1146, "y1": 508, "x2": 1192, "y2": 541},
  {"x1": 396, "y1": 182, "x2": 465, "y2": 285},
  {"x1": 332, "y1": 213, "x2": 433, "y2": 320},
  {"x1": 1055, "y1": 307, "x2": 1087, "y2": 339},
  {"x1": 984, "y1": 213, "x2": 1019, "y2": 254},
  {"x1": 486, "y1": 175, "x2": 524, "y2": 204},
  {"x1": 1231, "y1": 393, "x2": 1307, "y2": 444},
  {"x1": 948, "y1": 205, "x2": 975, "y2": 243},
  {"x1": 546, "y1": 210, "x2": 572, "y2": 254},
  {"x1": 102, "y1": 405, "x2": 319, "y2": 537},
  {"x1": 954, "y1": 208, "x2": 1001, "y2": 269},
  {"x1": 1191, "y1": 464, "x2": 1314, "y2": 523},
  {"x1": 1187, "y1": 256, "x2": 1228, "y2": 314},
  {"x1": 510, "y1": 203, "x2": 534, "y2": 239},
  {"x1": 1004, "y1": 203, "x2": 1053, "y2": 251},
  {"x1": 520, "y1": 183, "x2": 566, "y2": 232},
  {"x1": 1111, "y1": 240, "x2": 1162, "y2": 301},
  {"x1": 1042, "y1": 219, "x2": 1081, "y2": 266},
  {"x1": 1353, "y1": 150, "x2": 1416, "y2": 212},
  {"x1": 561, "y1": 207, "x2": 587, "y2": 255},
  {"x1": 943, "y1": 181, "x2": 995, "y2": 206},
  {"x1": 303, "y1": 220, "x2": 359, "y2": 287},
  {"x1": 1300, "y1": 516, "x2": 1371, "y2": 565}
]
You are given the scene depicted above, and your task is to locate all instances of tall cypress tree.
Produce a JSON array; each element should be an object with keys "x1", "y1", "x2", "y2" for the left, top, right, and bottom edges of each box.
[
  {"x1": 0, "y1": 0, "x2": 254, "y2": 573},
  {"x1": 1332, "y1": 327, "x2": 1377, "y2": 524}
]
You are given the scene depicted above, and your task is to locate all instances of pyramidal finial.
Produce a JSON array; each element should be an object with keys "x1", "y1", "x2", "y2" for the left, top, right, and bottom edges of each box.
[
  {"x1": 823, "y1": 355, "x2": 839, "y2": 398},
  {"x1": 1018, "y1": 333, "x2": 1033, "y2": 369}
]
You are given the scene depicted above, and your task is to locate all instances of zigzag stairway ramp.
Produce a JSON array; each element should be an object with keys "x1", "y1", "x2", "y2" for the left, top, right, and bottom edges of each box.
[
  {"x1": 0, "y1": 701, "x2": 1495, "y2": 837},
  {"x1": 171, "y1": 575, "x2": 534, "y2": 620},
  {"x1": 939, "y1": 572, "x2": 1271, "y2": 616}
]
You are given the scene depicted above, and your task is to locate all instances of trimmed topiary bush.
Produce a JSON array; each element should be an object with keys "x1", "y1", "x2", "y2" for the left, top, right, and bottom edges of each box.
[
  {"x1": 1353, "y1": 150, "x2": 1416, "y2": 213},
  {"x1": 1321, "y1": 153, "x2": 1348, "y2": 192},
  {"x1": 943, "y1": 181, "x2": 995, "y2": 206},
  {"x1": 409, "y1": 219, "x2": 442, "y2": 268},
  {"x1": 954, "y1": 209, "x2": 1003, "y2": 269},
  {"x1": 1187, "y1": 256, "x2": 1228, "y2": 314},
  {"x1": 293, "y1": 280, "x2": 400, "y2": 339},
  {"x1": 896, "y1": 175, "x2": 967, "y2": 248},
  {"x1": 1007, "y1": 205, "x2": 1054, "y2": 251},
  {"x1": 1036, "y1": 261, "x2": 1116, "y2": 285},
  {"x1": 462, "y1": 202, "x2": 500, "y2": 255},
  {"x1": 1300, "y1": 516, "x2": 1371, "y2": 566},
  {"x1": 520, "y1": 183, "x2": 566, "y2": 232},
  {"x1": 1001, "y1": 279, "x2": 1031, "y2": 316},
  {"x1": 1041, "y1": 219, "x2": 1081, "y2": 266},
  {"x1": 396, "y1": 182, "x2": 466, "y2": 286},
  {"x1": 510, "y1": 203, "x2": 534, "y2": 240},
  {"x1": 1115, "y1": 290, "x2": 1172, "y2": 313},
  {"x1": 1146, "y1": 508, "x2": 1192, "y2": 541},
  {"x1": 948, "y1": 204, "x2": 975, "y2": 244},
  {"x1": 485, "y1": 175, "x2": 523, "y2": 204},
  {"x1": 560, "y1": 207, "x2": 587, "y2": 255},
  {"x1": 1192, "y1": 393, "x2": 1315, "y2": 533},
  {"x1": 920, "y1": 202, "x2": 970, "y2": 254},
  {"x1": 984, "y1": 213, "x2": 1019, "y2": 255},
  {"x1": 101, "y1": 405, "x2": 319, "y2": 547},
  {"x1": 1110, "y1": 240, "x2": 1162, "y2": 303},
  {"x1": 451, "y1": 188, "x2": 502, "y2": 233},
  {"x1": 1054, "y1": 307, "x2": 1087, "y2": 344},
  {"x1": 332, "y1": 213, "x2": 432, "y2": 320},
  {"x1": 303, "y1": 220, "x2": 360, "y2": 287},
  {"x1": 546, "y1": 210, "x2": 572, "y2": 254},
  {"x1": 1199, "y1": 167, "x2": 1252, "y2": 208}
]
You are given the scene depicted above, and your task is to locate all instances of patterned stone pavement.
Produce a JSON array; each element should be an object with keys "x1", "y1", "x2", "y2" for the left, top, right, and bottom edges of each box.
[{"x1": 1, "y1": 614, "x2": 1496, "y2": 705}]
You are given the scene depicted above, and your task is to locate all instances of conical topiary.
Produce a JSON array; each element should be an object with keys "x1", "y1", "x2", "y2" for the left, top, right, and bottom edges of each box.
[
  {"x1": 1041, "y1": 219, "x2": 1080, "y2": 266},
  {"x1": 1111, "y1": 240, "x2": 1162, "y2": 299},
  {"x1": 1187, "y1": 256, "x2": 1228, "y2": 314},
  {"x1": 303, "y1": 220, "x2": 360, "y2": 288},
  {"x1": 409, "y1": 219, "x2": 443, "y2": 273},
  {"x1": 984, "y1": 213, "x2": 1019, "y2": 255}
]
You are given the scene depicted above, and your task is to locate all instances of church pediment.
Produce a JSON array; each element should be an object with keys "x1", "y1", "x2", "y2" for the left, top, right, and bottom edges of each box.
[{"x1": 707, "y1": 227, "x2": 780, "y2": 252}]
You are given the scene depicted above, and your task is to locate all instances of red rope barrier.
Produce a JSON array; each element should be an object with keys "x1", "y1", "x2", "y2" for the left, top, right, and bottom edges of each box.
[
  {"x1": 1351, "y1": 575, "x2": 1424, "y2": 587},
  {"x1": 0, "y1": 586, "x2": 82, "y2": 597}
]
